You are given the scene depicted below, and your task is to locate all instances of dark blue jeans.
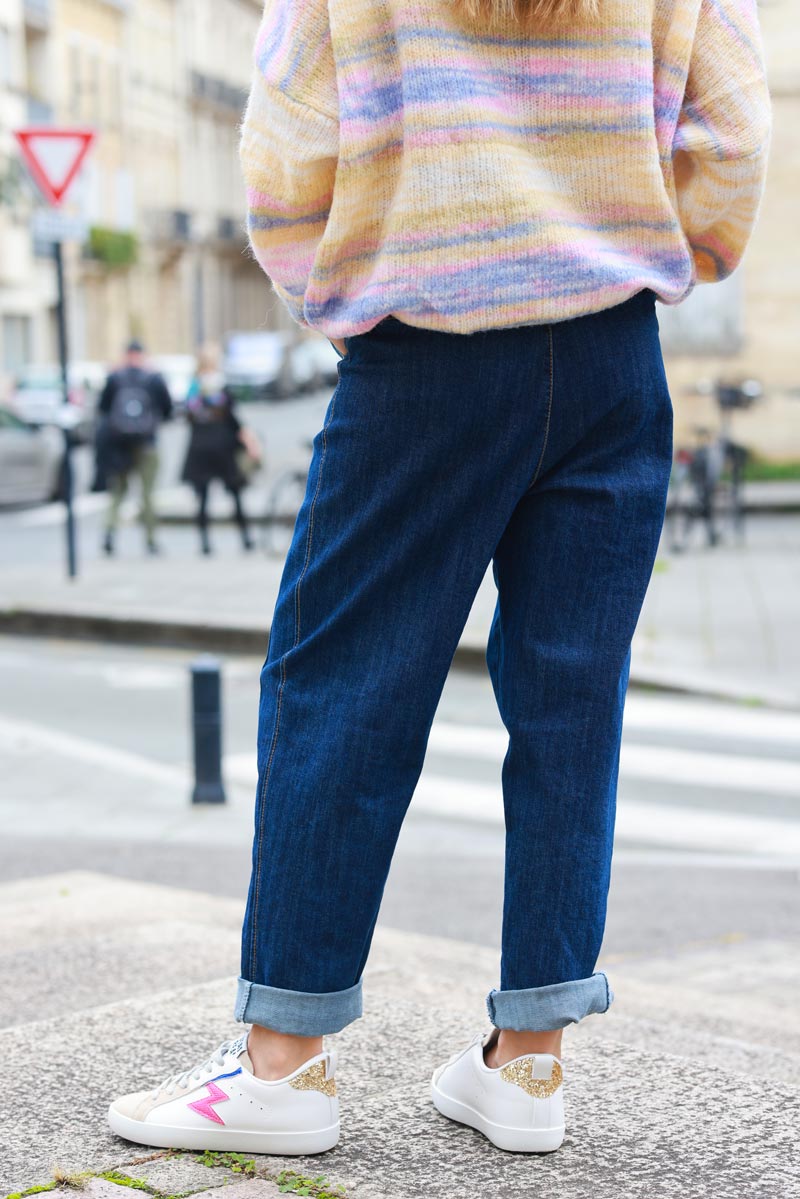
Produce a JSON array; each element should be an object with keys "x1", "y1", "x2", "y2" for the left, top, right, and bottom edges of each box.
[{"x1": 236, "y1": 290, "x2": 673, "y2": 1035}]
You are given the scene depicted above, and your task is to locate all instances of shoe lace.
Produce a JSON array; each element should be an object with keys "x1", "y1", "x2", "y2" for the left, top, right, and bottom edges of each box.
[{"x1": 151, "y1": 1040, "x2": 234, "y2": 1099}]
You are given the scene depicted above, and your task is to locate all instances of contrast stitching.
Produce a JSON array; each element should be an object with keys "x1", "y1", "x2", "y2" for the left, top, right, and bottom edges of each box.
[
  {"x1": 248, "y1": 391, "x2": 338, "y2": 977},
  {"x1": 527, "y1": 325, "x2": 554, "y2": 490},
  {"x1": 295, "y1": 390, "x2": 337, "y2": 649},
  {"x1": 249, "y1": 655, "x2": 287, "y2": 977}
]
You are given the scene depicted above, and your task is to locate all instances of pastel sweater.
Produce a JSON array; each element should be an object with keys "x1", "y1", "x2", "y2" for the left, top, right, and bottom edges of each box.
[{"x1": 240, "y1": 0, "x2": 771, "y2": 337}]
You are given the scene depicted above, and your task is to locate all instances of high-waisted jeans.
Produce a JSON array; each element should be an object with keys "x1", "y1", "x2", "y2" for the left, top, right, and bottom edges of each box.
[{"x1": 236, "y1": 290, "x2": 673, "y2": 1035}]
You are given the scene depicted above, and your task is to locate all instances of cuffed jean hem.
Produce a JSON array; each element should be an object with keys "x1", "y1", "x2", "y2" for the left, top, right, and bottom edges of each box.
[
  {"x1": 486, "y1": 972, "x2": 614, "y2": 1031},
  {"x1": 235, "y1": 976, "x2": 363, "y2": 1036}
]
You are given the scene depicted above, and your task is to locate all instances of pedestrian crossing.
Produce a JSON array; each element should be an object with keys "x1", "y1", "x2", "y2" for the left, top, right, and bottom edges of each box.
[{"x1": 224, "y1": 693, "x2": 800, "y2": 859}]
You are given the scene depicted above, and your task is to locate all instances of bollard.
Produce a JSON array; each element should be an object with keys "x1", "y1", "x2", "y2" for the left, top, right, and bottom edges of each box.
[{"x1": 190, "y1": 656, "x2": 227, "y2": 805}]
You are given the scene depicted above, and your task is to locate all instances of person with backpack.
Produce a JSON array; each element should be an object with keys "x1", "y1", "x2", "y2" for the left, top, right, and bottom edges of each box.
[
  {"x1": 98, "y1": 339, "x2": 173, "y2": 556},
  {"x1": 109, "y1": 0, "x2": 770, "y2": 1159}
]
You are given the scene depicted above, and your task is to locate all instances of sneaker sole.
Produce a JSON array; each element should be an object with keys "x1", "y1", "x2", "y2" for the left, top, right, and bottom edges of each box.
[
  {"x1": 108, "y1": 1105, "x2": 339, "y2": 1155},
  {"x1": 430, "y1": 1079, "x2": 564, "y2": 1154}
]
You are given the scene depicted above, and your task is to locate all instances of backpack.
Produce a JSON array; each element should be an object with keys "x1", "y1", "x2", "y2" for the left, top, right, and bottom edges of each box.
[{"x1": 108, "y1": 375, "x2": 159, "y2": 440}]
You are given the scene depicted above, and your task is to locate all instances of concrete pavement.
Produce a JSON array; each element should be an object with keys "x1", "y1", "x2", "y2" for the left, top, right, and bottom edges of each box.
[{"x1": 2, "y1": 872, "x2": 798, "y2": 1199}]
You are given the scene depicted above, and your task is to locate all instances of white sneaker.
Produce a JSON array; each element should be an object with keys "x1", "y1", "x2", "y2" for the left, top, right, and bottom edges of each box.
[
  {"x1": 108, "y1": 1031, "x2": 339, "y2": 1155},
  {"x1": 431, "y1": 1030, "x2": 565, "y2": 1153}
]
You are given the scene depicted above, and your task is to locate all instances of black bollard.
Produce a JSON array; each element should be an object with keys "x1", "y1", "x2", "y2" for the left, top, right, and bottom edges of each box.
[{"x1": 190, "y1": 656, "x2": 227, "y2": 805}]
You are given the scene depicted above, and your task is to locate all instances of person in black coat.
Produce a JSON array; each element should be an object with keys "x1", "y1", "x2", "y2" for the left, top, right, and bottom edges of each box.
[{"x1": 181, "y1": 347, "x2": 258, "y2": 555}]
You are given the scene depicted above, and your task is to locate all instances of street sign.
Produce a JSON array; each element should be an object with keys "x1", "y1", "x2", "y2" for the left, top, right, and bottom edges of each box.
[
  {"x1": 14, "y1": 127, "x2": 95, "y2": 207},
  {"x1": 31, "y1": 208, "x2": 89, "y2": 244},
  {"x1": 14, "y1": 126, "x2": 96, "y2": 583}
]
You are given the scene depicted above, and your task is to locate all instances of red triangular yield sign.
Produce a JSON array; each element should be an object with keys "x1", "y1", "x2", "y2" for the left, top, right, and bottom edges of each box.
[{"x1": 14, "y1": 128, "x2": 96, "y2": 207}]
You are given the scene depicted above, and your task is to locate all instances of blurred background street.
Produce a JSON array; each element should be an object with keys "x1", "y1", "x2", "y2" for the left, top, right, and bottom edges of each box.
[{"x1": 1, "y1": 0, "x2": 799, "y2": 1197}]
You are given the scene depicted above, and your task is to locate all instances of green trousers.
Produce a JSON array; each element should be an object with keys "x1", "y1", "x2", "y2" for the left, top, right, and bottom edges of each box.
[{"x1": 106, "y1": 445, "x2": 160, "y2": 538}]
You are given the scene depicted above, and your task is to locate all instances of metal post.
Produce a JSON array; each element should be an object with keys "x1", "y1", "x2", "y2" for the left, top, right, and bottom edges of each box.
[
  {"x1": 54, "y1": 239, "x2": 78, "y2": 580},
  {"x1": 190, "y1": 656, "x2": 226, "y2": 805}
]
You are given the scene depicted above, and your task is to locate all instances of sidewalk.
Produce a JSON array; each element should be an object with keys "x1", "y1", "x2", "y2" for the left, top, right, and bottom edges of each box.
[
  {"x1": 1, "y1": 508, "x2": 798, "y2": 707},
  {"x1": 154, "y1": 479, "x2": 800, "y2": 524},
  {"x1": 2, "y1": 873, "x2": 797, "y2": 1199}
]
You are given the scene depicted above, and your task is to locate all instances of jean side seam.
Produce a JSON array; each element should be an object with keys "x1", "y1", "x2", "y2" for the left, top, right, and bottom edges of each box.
[
  {"x1": 295, "y1": 389, "x2": 337, "y2": 650},
  {"x1": 249, "y1": 653, "x2": 287, "y2": 978},
  {"x1": 248, "y1": 390, "x2": 339, "y2": 980},
  {"x1": 527, "y1": 324, "x2": 554, "y2": 491}
]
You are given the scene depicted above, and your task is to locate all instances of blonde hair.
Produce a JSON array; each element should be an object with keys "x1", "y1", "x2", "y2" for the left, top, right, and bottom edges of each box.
[
  {"x1": 454, "y1": 0, "x2": 599, "y2": 27},
  {"x1": 197, "y1": 342, "x2": 221, "y2": 374}
]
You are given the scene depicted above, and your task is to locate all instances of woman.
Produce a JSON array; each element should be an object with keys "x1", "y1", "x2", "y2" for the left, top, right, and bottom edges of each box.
[
  {"x1": 109, "y1": 0, "x2": 770, "y2": 1157},
  {"x1": 181, "y1": 347, "x2": 256, "y2": 555}
]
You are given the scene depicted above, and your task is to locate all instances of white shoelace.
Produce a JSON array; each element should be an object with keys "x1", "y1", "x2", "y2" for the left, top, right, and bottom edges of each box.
[{"x1": 151, "y1": 1040, "x2": 235, "y2": 1099}]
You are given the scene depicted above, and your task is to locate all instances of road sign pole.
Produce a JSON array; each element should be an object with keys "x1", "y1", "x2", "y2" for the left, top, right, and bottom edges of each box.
[
  {"x1": 14, "y1": 125, "x2": 95, "y2": 582},
  {"x1": 54, "y1": 240, "x2": 77, "y2": 580}
]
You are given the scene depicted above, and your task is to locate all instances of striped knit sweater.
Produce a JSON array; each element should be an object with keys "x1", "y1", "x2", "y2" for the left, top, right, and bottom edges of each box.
[{"x1": 240, "y1": 0, "x2": 771, "y2": 337}]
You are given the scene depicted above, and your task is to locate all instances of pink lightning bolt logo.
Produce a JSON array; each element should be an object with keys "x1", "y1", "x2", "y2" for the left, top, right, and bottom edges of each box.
[{"x1": 187, "y1": 1081, "x2": 230, "y2": 1125}]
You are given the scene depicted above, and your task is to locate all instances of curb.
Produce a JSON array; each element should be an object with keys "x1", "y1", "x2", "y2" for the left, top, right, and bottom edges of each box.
[
  {"x1": 157, "y1": 501, "x2": 800, "y2": 526},
  {"x1": 0, "y1": 608, "x2": 269, "y2": 657},
  {"x1": 0, "y1": 608, "x2": 489, "y2": 670},
  {"x1": 1, "y1": 606, "x2": 797, "y2": 709}
]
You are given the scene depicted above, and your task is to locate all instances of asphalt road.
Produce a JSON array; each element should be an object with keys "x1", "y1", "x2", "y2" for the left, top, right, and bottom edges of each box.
[
  {"x1": 2, "y1": 388, "x2": 798, "y2": 966},
  {"x1": 1, "y1": 634, "x2": 798, "y2": 964}
]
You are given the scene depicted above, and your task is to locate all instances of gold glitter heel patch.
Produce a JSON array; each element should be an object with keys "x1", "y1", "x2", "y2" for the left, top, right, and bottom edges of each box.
[
  {"x1": 500, "y1": 1058, "x2": 563, "y2": 1098},
  {"x1": 288, "y1": 1061, "x2": 337, "y2": 1098}
]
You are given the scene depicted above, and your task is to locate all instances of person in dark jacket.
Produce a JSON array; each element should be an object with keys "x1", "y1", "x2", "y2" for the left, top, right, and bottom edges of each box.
[
  {"x1": 98, "y1": 339, "x2": 173, "y2": 556},
  {"x1": 181, "y1": 346, "x2": 257, "y2": 555}
]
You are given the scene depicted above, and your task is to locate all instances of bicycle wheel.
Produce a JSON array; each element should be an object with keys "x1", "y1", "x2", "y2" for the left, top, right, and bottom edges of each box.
[{"x1": 264, "y1": 469, "x2": 308, "y2": 558}]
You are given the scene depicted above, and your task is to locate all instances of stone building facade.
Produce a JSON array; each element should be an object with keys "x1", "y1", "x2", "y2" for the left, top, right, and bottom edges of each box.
[
  {"x1": 1, "y1": 0, "x2": 798, "y2": 457},
  {"x1": 0, "y1": 0, "x2": 268, "y2": 389},
  {"x1": 0, "y1": 0, "x2": 57, "y2": 379}
]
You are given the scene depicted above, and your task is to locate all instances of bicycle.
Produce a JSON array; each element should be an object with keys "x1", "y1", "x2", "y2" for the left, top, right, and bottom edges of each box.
[
  {"x1": 666, "y1": 378, "x2": 760, "y2": 552},
  {"x1": 262, "y1": 437, "x2": 314, "y2": 557}
]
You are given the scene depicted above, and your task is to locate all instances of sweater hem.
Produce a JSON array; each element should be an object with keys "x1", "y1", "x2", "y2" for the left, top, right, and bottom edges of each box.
[{"x1": 302, "y1": 277, "x2": 692, "y2": 340}]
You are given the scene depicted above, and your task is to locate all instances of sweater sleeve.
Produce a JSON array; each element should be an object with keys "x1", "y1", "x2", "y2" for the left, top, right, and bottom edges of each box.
[
  {"x1": 672, "y1": 0, "x2": 771, "y2": 283},
  {"x1": 240, "y1": 0, "x2": 339, "y2": 325}
]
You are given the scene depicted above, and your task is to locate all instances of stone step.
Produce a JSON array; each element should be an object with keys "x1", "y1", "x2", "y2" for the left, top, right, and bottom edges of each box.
[
  {"x1": 2, "y1": 873, "x2": 798, "y2": 1199},
  {"x1": 0, "y1": 872, "x2": 244, "y2": 1030},
  {"x1": 3, "y1": 973, "x2": 798, "y2": 1199},
  {"x1": 2, "y1": 873, "x2": 798, "y2": 1075}
]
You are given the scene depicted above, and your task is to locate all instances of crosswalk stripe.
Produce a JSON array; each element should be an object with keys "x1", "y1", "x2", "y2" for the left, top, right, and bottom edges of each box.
[
  {"x1": 222, "y1": 751, "x2": 800, "y2": 856},
  {"x1": 622, "y1": 694, "x2": 800, "y2": 745},
  {"x1": 425, "y1": 723, "x2": 800, "y2": 798},
  {"x1": 408, "y1": 774, "x2": 800, "y2": 857},
  {"x1": 1, "y1": 713, "x2": 797, "y2": 858}
]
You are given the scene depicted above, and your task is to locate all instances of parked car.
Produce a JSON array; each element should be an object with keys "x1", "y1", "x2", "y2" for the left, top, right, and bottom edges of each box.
[
  {"x1": 224, "y1": 331, "x2": 290, "y2": 401},
  {"x1": 224, "y1": 330, "x2": 342, "y2": 400},
  {"x1": 290, "y1": 336, "x2": 340, "y2": 392},
  {"x1": 0, "y1": 406, "x2": 65, "y2": 505},
  {"x1": 8, "y1": 361, "x2": 102, "y2": 442},
  {"x1": 150, "y1": 354, "x2": 196, "y2": 412}
]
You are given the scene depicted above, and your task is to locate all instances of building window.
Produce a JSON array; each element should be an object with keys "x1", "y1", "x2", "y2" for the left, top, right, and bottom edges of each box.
[
  {"x1": 88, "y1": 51, "x2": 101, "y2": 123},
  {"x1": 69, "y1": 44, "x2": 82, "y2": 119},
  {"x1": 0, "y1": 27, "x2": 11, "y2": 85},
  {"x1": 2, "y1": 315, "x2": 33, "y2": 374}
]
